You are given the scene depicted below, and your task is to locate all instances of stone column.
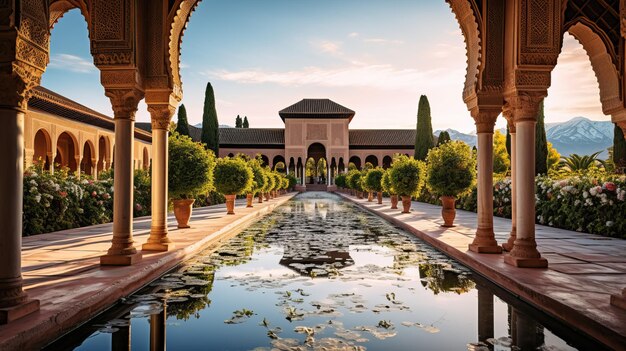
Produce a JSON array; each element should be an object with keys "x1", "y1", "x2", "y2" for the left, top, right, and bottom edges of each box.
[
  {"x1": 91, "y1": 158, "x2": 98, "y2": 180},
  {"x1": 111, "y1": 323, "x2": 131, "y2": 351},
  {"x1": 150, "y1": 304, "x2": 166, "y2": 351},
  {"x1": 143, "y1": 105, "x2": 175, "y2": 252},
  {"x1": 503, "y1": 114, "x2": 517, "y2": 251},
  {"x1": 101, "y1": 88, "x2": 143, "y2": 266},
  {"x1": 469, "y1": 108, "x2": 502, "y2": 253},
  {"x1": 511, "y1": 308, "x2": 544, "y2": 350},
  {"x1": 504, "y1": 96, "x2": 547, "y2": 268},
  {"x1": 477, "y1": 286, "x2": 494, "y2": 343},
  {"x1": 48, "y1": 152, "x2": 55, "y2": 174}
]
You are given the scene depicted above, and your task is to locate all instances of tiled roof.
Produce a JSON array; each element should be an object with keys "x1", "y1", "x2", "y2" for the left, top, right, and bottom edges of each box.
[
  {"x1": 279, "y1": 99, "x2": 355, "y2": 122},
  {"x1": 29, "y1": 87, "x2": 152, "y2": 142},
  {"x1": 219, "y1": 128, "x2": 285, "y2": 146},
  {"x1": 349, "y1": 129, "x2": 416, "y2": 148}
]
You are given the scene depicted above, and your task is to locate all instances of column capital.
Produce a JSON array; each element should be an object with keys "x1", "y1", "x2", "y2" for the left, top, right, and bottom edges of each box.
[
  {"x1": 104, "y1": 87, "x2": 144, "y2": 121},
  {"x1": 617, "y1": 121, "x2": 626, "y2": 135},
  {"x1": 471, "y1": 107, "x2": 500, "y2": 134},
  {"x1": 502, "y1": 104, "x2": 516, "y2": 133},
  {"x1": 148, "y1": 104, "x2": 176, "y2": 130},
  {"x1": 504, "y1": 93, "x2": 545, "y2": 123}
]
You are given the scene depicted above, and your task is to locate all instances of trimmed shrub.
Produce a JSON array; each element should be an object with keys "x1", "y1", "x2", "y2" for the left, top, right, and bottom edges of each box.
[
  {"x1": 363, "y1": 167, "x2": 385, "y2": 193},
  {"x1": 335, "y1": 174, "x2": 347, "y2": 188},
  {"x1": 169, "y1": 132, "x2": 215, "y2": 199},
  {"x1": 346, "y1": 170, "x2": 363, "y2": 192},
  {"x1": 248, "y1": 158, "x2": 267, "y2": 196},
  {"x1": 388, "y1": 155, "x2": 426, "y2": 197},
  {"x1": 381, "y1": 170, "x2": 395, "y2": 195},
  {"x1": 286, "y1": 174, "x2": 298, "y2": 189},
  {"x1": 426, "y1": 141, "x2": 476, "y2": 197},
  {"x1": 214, "y1": 158, "x2": 253, "y2": 195}
]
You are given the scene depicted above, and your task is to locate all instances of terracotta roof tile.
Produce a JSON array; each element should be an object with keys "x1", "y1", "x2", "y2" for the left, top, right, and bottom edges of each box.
[
  {"x1": 279, "y1": 99, "x2": 355, "y2": 122},
  {"x1": 219, "y1": 128, "x2": 285, "y2": 146},
  {"x1": 349, "y1": 129, "x2": 415, "y2": 148}
]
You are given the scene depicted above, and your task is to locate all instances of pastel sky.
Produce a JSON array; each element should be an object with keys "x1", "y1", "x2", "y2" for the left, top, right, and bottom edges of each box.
[{"x1": 42, "y1": 0, "x2": 604, "y2": 133}]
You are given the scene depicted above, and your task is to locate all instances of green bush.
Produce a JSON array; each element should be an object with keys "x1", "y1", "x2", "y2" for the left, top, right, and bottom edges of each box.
[
  {"x1": 272, "y1": 172, "x2": 282, "y2": 191},
  {"x1": 169, "y1": 132, "x2": 215, "y2": 199},
  {"x1": 264, "y1": 168, "x2": 275, "y2": 193},
  {"x1": 388, "y1": 155, "x2": 426, "y2": 197},
  {"x1": 346, "y1": 170, "x2": 363, "y2": 191},
  {"x1": 133, "y1": 169, "x2": 152, "y2": 217},
  {"x1": 363, "y1": 167, "x2": 385, "y2": 193},
  {"x1": 426, "y1": 140, "x2": 476, "y2": 197},
  {"x1": 248, "y1": 158, "x2": 266, "y2": 195},
  {"x1": 281, "y1": 176, "x2": 289, "y2": 190},
  {"x1": 214, "y1": 158, "x2": 254, "y2": 195},
  {"x1": 286, "y1": 174, "x2": 298, "y2": 189},
  {"x1": 335, "y1": 174, "x2": 346, "y2": 188},
  {"x1": 381, "y1": 170, "x2": 395, "y2": 195}
]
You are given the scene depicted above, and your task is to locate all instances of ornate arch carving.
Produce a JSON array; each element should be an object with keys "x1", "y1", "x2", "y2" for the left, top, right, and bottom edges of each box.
[
  {"x1": 446, "y1": 0, "x2": 482, "y2": 102},
  {"x1": 567, "y1": 21, "x2": 623, "y2": 115},
  {"x1": 167, "y1": 0, "x2": 202, "y2": 100},
  {"x1": 49, "y1": 0, "x2": 90, "y2": 30}
]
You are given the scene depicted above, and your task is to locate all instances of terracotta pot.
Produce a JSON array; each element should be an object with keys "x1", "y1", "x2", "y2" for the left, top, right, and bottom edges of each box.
[
  {"x1": 225, "y1": 194, "x2": 236, "y2": 215},
  {"x1": 390, "y1": 195, "x2": 398, "y2": 209},
  {"x1": 258, "y1": 193, "x2": 263, "y2": 203},
  {"x1": 401, "y1": 196, "x2": 412, "y2": 213},
  {"x1": 440, "y1": 196, "x2": 456, "y2": 227},
  {"x1": 265, "y1": 192, "x2": 270, "y2": 201},
  {"x1": 173, "y1": 199, "x2": 195, "y2": 228},
  {"x1": 357, "y1": 191, "x2": 363, "y2": 199},
  {"x1": 377, "y1": 192, "x2": 383, "y2": 204},
  {"x1": 367, "y1": 191, "x2": 373, "y2": 202},
  {"x1": 246, "y1": 193, "x2": 253, "y2": 208}
]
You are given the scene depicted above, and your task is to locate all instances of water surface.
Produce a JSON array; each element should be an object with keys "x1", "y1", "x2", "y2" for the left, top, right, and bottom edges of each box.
[{"x1": 46, "y1": 192, "x2": 602, "y2": 350}]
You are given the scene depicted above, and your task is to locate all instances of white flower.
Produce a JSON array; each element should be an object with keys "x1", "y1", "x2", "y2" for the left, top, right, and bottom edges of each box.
[
  {"x1": 574, "y1": 200, "x2": 581, "y2": 206},
  {"x1": 29, "y1": 186, "x2": 37, "y2": 193},
  {"x1": 606, "y1": 221, "x2": 614, "y2": 227},
  {"x1": 29, "y1": 179, "x2": 37, "y2": 186},
  {"x1": 589, "y1": 187, "x2": 598, "y2": 196},
  {"x1": 34, "y1": 194, "x2": 41, "y2": 203},
  {"x1": 583, "y1": 191, "x2": 589, "y2": 199}
]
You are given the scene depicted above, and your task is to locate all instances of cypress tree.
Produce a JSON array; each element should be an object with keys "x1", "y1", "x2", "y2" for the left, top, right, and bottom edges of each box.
[
  {"x1": 201, "y1": 82, "x2": 219, "y2": 155},
  {"x1": 175, "y1": 104, "x2": 190, "y2": 136},
  {"x1": 243, "y1": 116, "x2": 249, "y2": 128},
  {"x1": 505, "y1": 125, "x2": 511, "y2": 159},
  {"x1": 535, "y1": 100, "x2": 548, "y2": 175},
  {"x1": 614, "y1": 124, "x2": 626, "y2": 170},
  {"x1": 235, "y1": 115, "x2": 242, "y2": 128},
  {"x1": 436, "y1": 130, "x2": 451, "y2": 146},
  {"x1": 414, "y1": 95, "x2": 435, "y2": 160}
]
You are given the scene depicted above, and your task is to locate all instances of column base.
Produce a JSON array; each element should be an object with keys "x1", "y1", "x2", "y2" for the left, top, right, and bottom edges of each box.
[
  {"x1": 0, "y1": 299, "x2": 39, "y2": 324},
  {"x1": 502, "y1": 229, "x2": 516, "y2": 252},
  {"x1": 504, "y1": 254, "x2": 548, "y2": 268},
  {"x1": 142, "y1": 242, "x2": 175, "y2": 252},
  {"x1": 100, "y1": 252, "x2": 142, "y2": 266},
  {"x1": 610, "y1": 288, "x2": 626, "y2": 310},
  {"x1": 469, "y1": 243, "x2": 503, "y2": 254}
]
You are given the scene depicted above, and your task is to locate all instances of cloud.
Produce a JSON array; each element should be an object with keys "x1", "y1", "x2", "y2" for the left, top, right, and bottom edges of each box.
[
  {"x1": 48, "y1": 54, "x2": 96, "y2": 74},
  {"x1": 311, "y1": 40, "x2": 342, "y2": 55},
  {"x1": 363, "y1": 38, "x2": 404, "y2": 45},
  {"x1": 203, "y1": 63, "x2": 462, "y2": 91},
  {"x1": 348, "y1": 32, "x2": 359, "y2": 38}
]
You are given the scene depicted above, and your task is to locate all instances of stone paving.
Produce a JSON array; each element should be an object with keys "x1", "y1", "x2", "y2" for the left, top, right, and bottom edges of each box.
[
  {"x1": 0, "y1": 194, "x2": 295, "y2": 350},
  {"x1": 338, "y1": 192, "x2": 626, "y2": 350}
]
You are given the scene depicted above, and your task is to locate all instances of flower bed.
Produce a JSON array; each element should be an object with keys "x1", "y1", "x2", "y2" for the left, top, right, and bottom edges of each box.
[{"x1": 417, "y1": 174, "x2": 626, "y2": 238}]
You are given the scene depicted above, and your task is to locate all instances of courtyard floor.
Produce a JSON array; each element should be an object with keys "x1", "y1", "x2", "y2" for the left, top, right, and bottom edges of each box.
[
  {"x1": 0, "y1": 194, "x2": 296, "y2": 350},
  {"x1": 338, "y1": 192, "x2": 626, "y2": 350}
]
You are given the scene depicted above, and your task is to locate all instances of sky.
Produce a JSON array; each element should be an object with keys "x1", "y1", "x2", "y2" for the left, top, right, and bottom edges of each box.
[{"x1": 42, "y1": 0, "x2": 604, "y2": 133}]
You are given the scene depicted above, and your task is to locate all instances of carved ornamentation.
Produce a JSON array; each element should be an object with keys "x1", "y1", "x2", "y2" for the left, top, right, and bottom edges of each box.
[
  {"x1": 0, "y1": 277, "x2": 28, "y2": 308},
  {"x1": 514, "y1": 70, "x2": 551, "y2": 89},
  {"x1": 622, "y1": 0, "x2": 626, "y2": 38},
  {"x1": 502, "y1": 103, "x2": 516, "y2": 133},
  {"x1": 105, "y1": 87, "x2": 144, "y2": 120},
  {"x1": 168, "y1": 0, "x2": 202, "y2": 100},
  {"x1": 505, "y1": 93, "x2": 545, "y2": 123},
  {"x1": 471, "y1": 107, "x2": 499, "y2": 134},
  {"x1": 518, "y1": 0, "x2": 561, "y2": 67},
  {"x1": 149, "y1": 104, "x2": 176, "y2": 130}
]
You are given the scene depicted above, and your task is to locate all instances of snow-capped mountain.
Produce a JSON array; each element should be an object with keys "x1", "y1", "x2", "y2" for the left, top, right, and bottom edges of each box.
[
  {"x1": 434, "y1": 129, "x2": 477, "y2": 147},
  {"x1": 194, "y1": 123, "x2": 233, "y2": 128}
]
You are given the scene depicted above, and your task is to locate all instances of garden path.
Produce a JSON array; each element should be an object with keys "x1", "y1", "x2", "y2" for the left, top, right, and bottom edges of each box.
[{"x1": 339, "y1": 193, "x2": 626, "y2": 350}]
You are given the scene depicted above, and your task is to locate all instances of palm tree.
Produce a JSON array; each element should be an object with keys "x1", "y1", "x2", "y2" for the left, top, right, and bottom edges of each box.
[{"x1": 559, "y1": 152, "x2": 607, "y2": 172}]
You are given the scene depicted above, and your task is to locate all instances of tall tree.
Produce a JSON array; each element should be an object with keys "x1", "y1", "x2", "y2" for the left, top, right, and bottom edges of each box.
[
  {"x1": 505, "y1": 125, "x2": 511, "y2": 159},
  {"x1": 493, "y1": 130, "x2": 510, "y2": 174},
  {"x1": 243, "y1": 116, "x2": 249, "y2": 128},
  {"x1": 201, "y1": 82, "x2": 219, "y2": 154},
  {"x1": 235, "y1": 115, "x2": 242, "y2": 128},
  {"x1": 535, "y1": 100, "x2": 548, "y2": 175},
  {"x1": 175, "y1": 104, "x2": 190, "y2": 136},
  {"x1": 614, "y1": 124, "x2": 626, "y2": 171},
  {"x1": 436, "y1": 130, "x2": 451, "y2": 146},
  {"x1": 414, "y1": 95, "x2": 435, "y2": 160}
]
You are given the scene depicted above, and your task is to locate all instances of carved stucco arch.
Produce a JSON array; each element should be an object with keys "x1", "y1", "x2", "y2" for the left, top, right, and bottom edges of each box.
[
  {"x1": 446, "y1": 0, "x2": 481, "y2": 102},
  {"x1": 566, "y1": 21, "x2": 622, "y2": 116},
  {"x1": 167, "y1": 0, "x2": 202, "y2": 100},
  {"x1": 49, "y1": 0, "x2": 90, "y2": 31}
]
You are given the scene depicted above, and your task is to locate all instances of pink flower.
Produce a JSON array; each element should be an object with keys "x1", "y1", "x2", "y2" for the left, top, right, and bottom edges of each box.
[
  {"x1": 91, "y1": 191, "x2": 97, "y2": 197},
  {"x1": 135, "y1": 203, "x2": 142, "y2": 211},
  {"x1": 604, "y1": 182, "x2": 616, "y2": 192},
  {"x1": 103, "y1": 193, "x2": 110, "y2": 199},
  {"x1": 59, "y1": 191, "x2": 67, "y2": 198}
]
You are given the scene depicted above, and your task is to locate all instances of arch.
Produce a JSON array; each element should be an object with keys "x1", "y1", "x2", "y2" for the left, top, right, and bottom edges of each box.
[
  {"x1": 307, "y1": 143, "x2": 326, "y2": 162},
  {"x1": 260, "y1": 154, "x2": 269, "y2": 167},
  {"x1": 227, "y1": 153, "x2": 235, "y2": 157},
  {"x1": 273, "y1": 155, "x2": 286, "y2": 171},
  {"x1": 566, "y1": 22, "x2": 622, "y2": 116},
  {"x1": 97, "y1": 135, "x2": 110, "y2": 173},
  {"x1": 365, "y1": 155, "x2": 378, "y2": 167},
  {"x1": 55, "y1": 131, "x2": 78, "y2": 172},
  {"x1": 143, "y1": 147, "x2": 150, "y2": 170},
  {"x1": 349, "y1": 156, "x2": 361, "y2": 170},
  {"x1": 338, "y1": 157, "x2": 345, "y2": 173},
  {"x1": 288, "y1": 157, "x2": 295, "y2": 174},
  {"x1": 49, "y1": 1, "x2": 90, "y2": 30},
  {"x1": 446, "y1": 0, "x2": 481, "y2": 101},
  {"x1": 167, "y1": 0, "x2": 203, "y2": 99},
  {"x1": 81, "y1": 140, "x2": 95, "y2": 176},
  {"x1": 33, "y1": 129, "x2": 52, "y2": 170},
  {"x1": 382, "y1": 155, "x2": 393, "y2": 169}
]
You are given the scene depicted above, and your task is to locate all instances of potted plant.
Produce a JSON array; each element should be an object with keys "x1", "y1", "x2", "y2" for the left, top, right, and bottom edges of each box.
[
  {"x1": 365, "y1": 167, "x2": 385, "y2": 204},
  {"x1": 381, "y1": 169, "x2": 398, "y2": 209},
  {"x1": 264, "y1": 168, "x2": 275, "y2": 201},
  {"x1": 335, "y1": 174, "x2": 346, "y2": 191},
  {"x1": 426, "y1": 140, "x2": 476, "y2": 226},
  {"x1": 389, "y1": 155, "x2": 426, "y2": 213},
  {"x1": 214, "y1": 157, "x2": 254, "y2": 215},
  {"x1": 168, "y1": 132, "x2": 215, "y2": 228},
  {"x1": 247, "y1": 158, "x2": 266, "y2": 208},
  {"x1": 281, "y1": 177, "x2": 289, "y2": 194},
  {"x1": 347, "y1": 170, "x2": 364, "y2": 198}
]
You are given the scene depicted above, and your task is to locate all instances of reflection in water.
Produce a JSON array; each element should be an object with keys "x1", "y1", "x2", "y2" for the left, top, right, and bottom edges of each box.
[{"x1": 45, "y1": 193, "x2": 602, "y2": 351}]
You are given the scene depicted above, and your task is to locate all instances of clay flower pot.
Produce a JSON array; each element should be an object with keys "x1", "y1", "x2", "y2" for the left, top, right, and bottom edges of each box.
[
  {"x1": 367, "y1": 191, "x2": 373, "y2": 202},
  {"x1": 377, "y1": 192, "x2": 383, "y2": 204},
  {"x1": 258, "y1": 193, "x2": 263, "y2": 203},
  {"x1": 265, "y1": 192, "x2": 271, "y2": 201},
  {"x1": 440, "y1": 196, "x2": 456, "y2": 227},
  {"x1": 246, "y1": 193, "x2": 253, "y2": 208},
  {"x1": 390, "y1": 195, "x2": 398, "y2": 209},
  {"x1": 225, "y1": 194, "x2": 236, "y2": 215},
  {"x1": 173, "y1": 199, "x2": 195, "y2": 228},
  {"x1": 401, "y1": 196, "x2": 412, "y2": 213}
]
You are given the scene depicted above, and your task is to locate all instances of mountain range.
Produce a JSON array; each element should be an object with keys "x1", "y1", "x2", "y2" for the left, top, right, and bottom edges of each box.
[{"x1": 436, "y1": 117, "x2": 615, "y2": 158}]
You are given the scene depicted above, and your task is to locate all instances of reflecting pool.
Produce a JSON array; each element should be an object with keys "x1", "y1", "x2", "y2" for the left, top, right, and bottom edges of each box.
[{"x1": 45, "y1": 192, "x2": 604, "y2": 350}]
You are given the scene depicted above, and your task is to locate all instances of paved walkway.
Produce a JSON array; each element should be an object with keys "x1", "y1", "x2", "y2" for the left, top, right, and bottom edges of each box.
[
  {"x1": 338, "y1": 193, "x2": 626, "y2": 350},
  {"x1": 0, "y1": 194, "x2": 296, "y2": 350}
]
